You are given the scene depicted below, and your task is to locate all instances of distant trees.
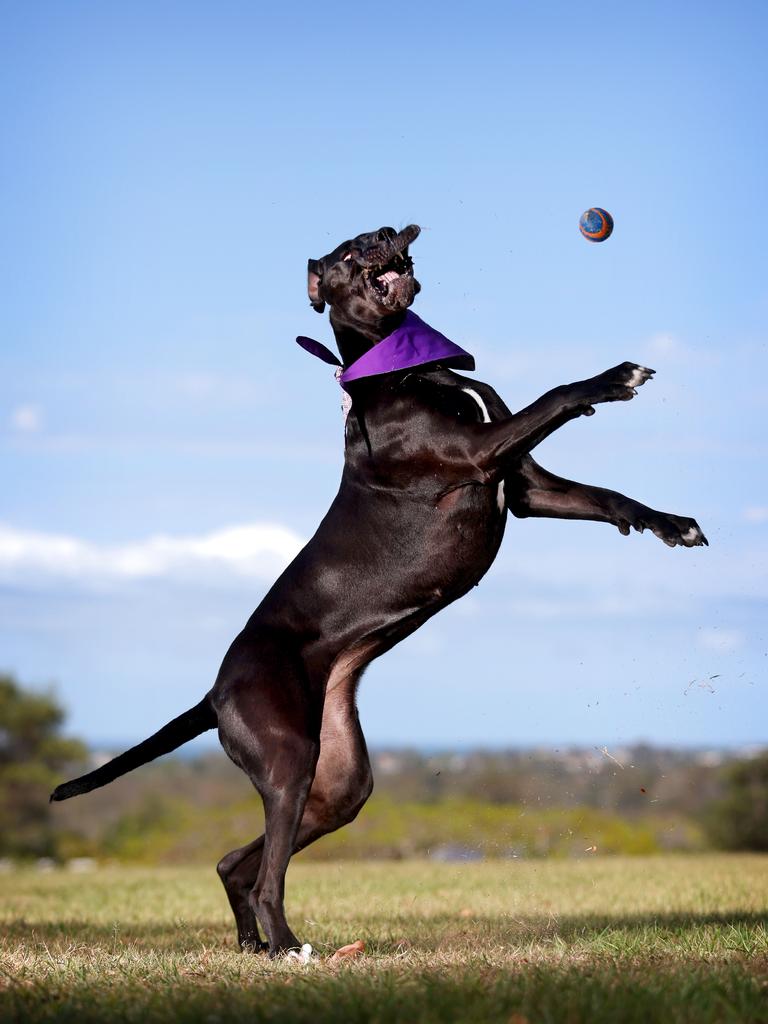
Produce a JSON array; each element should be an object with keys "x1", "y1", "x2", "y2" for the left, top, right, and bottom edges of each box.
[
  {"x1": 0, "y1": 673, "x2": 87, "y2": 858},
  {"x1": 1, "y1": 671, "x2": 766, "y2": 861},
  {"x1": 705, "y1": 753, "x2": 768, "y2": 852}
]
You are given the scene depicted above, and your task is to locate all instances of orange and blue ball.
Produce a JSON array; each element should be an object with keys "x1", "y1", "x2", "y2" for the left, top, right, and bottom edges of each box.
[{"x1": 579, "y1": 207, "x2": 614, "y2": 243}]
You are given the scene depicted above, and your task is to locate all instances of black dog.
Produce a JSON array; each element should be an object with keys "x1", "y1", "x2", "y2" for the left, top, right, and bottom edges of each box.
[{"x1": 52, "y1": 224, "x2": 706, "y2": 957}]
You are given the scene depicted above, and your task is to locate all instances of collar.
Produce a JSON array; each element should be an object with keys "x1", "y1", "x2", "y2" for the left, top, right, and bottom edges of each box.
[{"x1": 296, "y1": 310, "x2": 475, "y2": 390}]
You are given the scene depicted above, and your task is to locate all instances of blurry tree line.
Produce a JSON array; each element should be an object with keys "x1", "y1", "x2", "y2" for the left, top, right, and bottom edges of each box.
[
  {"x1": 2, "y1": 673, "x2": 766, "y2": 862},
  {"x1": 0, "y1": 674, "x2": 86, "y2": 858}
]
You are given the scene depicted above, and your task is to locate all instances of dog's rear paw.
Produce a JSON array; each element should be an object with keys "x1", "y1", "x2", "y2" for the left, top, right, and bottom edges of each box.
[{"x1": 286, "y1": 943, "x2": 314, "y2": 964}]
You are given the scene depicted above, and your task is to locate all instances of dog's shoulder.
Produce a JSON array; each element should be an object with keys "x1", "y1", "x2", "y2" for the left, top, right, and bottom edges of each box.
[
  {"x1": 417, "y1": 369, "x2": 513, "y2": 422},
  {"x1": 389, "y1": 369, "x2": 487, "y2": 425}
]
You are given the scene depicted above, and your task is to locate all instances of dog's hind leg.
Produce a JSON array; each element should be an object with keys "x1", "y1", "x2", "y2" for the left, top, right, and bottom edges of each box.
[
  {"x1": 249, "y1": 743, "x2": 319, "y2": 956},
  {"x1": 294, "y1": 675, "x2": 374, "y2": 851},
  {"x1": 214, "y1": 640, "x2": 322, "y2": 957},
  {"x1": 221, "y1": 731, "x2": 320, "y2": 957},
  {"x1": 216, "y1": 673, "x2": 372, "y2": 952},
  {"x1": 217, "y1": 836, "x2": 269, "y2": 952}
]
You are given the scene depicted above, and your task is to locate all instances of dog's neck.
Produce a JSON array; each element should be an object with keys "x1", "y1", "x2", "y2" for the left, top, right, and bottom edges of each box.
[{"x1": 329, "y1": 308, "x2": 408, "y2": 367}]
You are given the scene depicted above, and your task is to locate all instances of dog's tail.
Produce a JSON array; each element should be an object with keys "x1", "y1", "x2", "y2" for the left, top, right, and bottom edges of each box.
[{"x1": 50, "y1": 696, "x2": 217, "y2": 802}]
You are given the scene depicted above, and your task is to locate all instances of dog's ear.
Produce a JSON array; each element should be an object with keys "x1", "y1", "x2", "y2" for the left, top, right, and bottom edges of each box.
[{"x1": 307, "y1": 258, "x2": 325, "y2": 314}]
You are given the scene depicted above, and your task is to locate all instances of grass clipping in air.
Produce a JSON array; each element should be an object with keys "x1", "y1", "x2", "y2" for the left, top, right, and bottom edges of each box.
[{"x1": 1, "y1": 855, "x2": 767, "y2": 1023}]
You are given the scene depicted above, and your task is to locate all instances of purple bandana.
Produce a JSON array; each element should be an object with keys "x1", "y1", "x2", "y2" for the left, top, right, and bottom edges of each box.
[{"x1": 296, "y1": 310, "x2": 475, "y2": 391}]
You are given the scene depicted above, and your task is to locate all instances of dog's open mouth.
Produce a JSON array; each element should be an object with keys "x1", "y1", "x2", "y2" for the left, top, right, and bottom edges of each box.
[{"x1": 365, "y1": 251, "x2": 414, "y2": 303}]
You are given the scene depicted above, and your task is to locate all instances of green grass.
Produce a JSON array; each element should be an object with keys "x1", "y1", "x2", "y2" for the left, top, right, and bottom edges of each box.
[{"x1": 1, "y1": 856, "x2": 767, "y2": 1022}]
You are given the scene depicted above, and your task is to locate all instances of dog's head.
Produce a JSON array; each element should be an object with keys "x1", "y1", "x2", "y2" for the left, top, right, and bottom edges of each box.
[{"x1": 307, "y1": 225, "x2": 421, "y2": 321}]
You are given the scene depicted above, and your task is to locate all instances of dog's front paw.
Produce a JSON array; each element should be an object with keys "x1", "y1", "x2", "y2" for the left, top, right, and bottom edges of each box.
[
  {"x1": 665, "y1": 515, "x2": 708, "y2": 548},
  {"x1": 587, "y1": 362, "x2": 655, "y2": 406},
  {"x1": 623, "y1": 510, "x2": 708, "y2": 548}
]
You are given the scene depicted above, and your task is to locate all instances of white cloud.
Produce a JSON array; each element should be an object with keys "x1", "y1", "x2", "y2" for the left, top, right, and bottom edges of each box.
[
  {"x1": 697, "y1": 628, "x2": 746, "y2": 653},
  {"x1": 643, "y1": 331, "x2": 720, "y2": 366},
  {"x1": 646, "y1": 332, "x2": 682, "y2": 357},
  {"x1": 171, "y1": 372, "x2": 269, "y2": 402},
  {"x1": 744, "y1": 506, "x2": 768, "y2": 523},
  {"x1": 10, "y1": 404, "x2": 44, "y2": 433},
  {"x1": 0, "y1": 521, "x2": 304, "y2": 586},
  {"x1": 1, "y1": 432, "x2": 339, "y2": 462},
  {"x1": 468, "y1": 341, "x2": 599, "y2": 384}
]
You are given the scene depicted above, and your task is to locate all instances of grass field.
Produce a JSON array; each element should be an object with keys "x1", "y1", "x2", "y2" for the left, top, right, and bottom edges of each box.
[{"x1": 1, "y1": 855, "x2": 767, "y2": 1023}]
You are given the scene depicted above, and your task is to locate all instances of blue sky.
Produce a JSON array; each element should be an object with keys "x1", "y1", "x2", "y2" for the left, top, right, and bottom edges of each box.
[{"x1": 1, "y1": 1, "x2": 766, "y2": 747}]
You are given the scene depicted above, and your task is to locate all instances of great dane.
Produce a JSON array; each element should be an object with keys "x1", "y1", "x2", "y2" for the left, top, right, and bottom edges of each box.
[{"x1": 53, "y1": 223, "x2": 706, "y2": 957}]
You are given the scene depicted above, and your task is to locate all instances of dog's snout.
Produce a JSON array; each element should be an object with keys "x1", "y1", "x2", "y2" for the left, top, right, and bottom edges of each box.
[{"x1": 376, "y1": 228, "x2": 396, "y2": 243}]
